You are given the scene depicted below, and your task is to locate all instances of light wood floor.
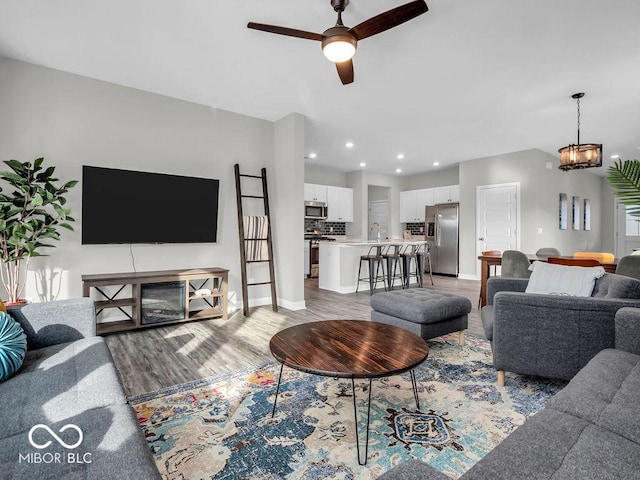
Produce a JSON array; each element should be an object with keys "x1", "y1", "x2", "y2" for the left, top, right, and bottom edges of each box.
[{"x1": 106, "y1": 275, "x2": 483, "y2": 397}]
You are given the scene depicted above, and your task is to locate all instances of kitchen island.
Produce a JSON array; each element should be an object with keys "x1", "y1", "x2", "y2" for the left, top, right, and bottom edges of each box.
[{"x1": 318, "y1": 240, "x2": 427, "y2": 294}]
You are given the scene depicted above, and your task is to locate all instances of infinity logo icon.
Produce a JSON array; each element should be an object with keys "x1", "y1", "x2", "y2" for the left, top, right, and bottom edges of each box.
[{"x1": 28, "y1": 424, "x2": 84, "y2": 450}]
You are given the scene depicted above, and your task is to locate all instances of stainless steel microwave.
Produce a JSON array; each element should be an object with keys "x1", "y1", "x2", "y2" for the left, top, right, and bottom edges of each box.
[{"x1": 304, "y1": 201, "x2": 328, "y2": 219}]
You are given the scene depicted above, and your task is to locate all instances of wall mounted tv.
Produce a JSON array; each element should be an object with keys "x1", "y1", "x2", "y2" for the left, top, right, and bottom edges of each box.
[{"x1": 82, "y1": 166, "x2": 220, "y2": 244}]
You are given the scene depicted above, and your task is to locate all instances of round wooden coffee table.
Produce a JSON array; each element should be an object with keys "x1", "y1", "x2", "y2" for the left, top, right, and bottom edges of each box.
[{"x1": 269, "y1": 319, "x2": 429, "y2": 464}]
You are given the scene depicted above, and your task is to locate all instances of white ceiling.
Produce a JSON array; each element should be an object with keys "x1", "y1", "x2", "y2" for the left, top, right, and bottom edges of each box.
[{"x1": 0, "y1": 0, "x2": 639, "y2": 176}]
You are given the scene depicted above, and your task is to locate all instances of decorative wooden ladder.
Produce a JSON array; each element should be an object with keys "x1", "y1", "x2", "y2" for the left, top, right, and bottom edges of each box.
[{"x1": 234, "y1": 164, "x2": 278, "y2": 316}]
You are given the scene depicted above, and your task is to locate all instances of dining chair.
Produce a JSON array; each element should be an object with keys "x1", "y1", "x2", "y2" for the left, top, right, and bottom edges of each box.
[
  {"x1": 615, "y1": 255, "x2": 640, "y2": 280},
  {"x1": 535, "y1": 247, "x2": 561, "y2": 257},
  {"x1": 501, "y1": 250, "x2": 531, "y2": 278},
  {"x1": 547, "y1": 256, "x2": 600, "y2": 267}
]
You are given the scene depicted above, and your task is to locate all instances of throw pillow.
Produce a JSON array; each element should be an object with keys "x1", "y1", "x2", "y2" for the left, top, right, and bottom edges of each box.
[
  {"x1": 525, "y1": 261, "x2": 606, "y2": 297},
  {"x1": 0, "y1": 311, "x2": 27, "y2": 382}
]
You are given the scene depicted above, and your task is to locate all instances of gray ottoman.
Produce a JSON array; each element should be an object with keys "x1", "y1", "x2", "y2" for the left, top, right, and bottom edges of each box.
[{"x1": 370, "y1": 289, "x2": 471, "y2": 344}]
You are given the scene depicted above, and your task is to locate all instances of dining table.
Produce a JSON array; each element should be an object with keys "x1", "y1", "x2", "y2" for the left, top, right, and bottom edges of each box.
[{"x1": 477, "y1": 253, "x2": 618, "y2": 308}]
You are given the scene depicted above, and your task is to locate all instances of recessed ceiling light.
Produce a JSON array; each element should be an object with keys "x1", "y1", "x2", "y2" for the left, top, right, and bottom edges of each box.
[
  {"x1": 395, "y1": 168, "x2": 402, "y2": 173},
  {"x1": 610, "y1": 154, "x2": 620, "y2": 159},
  {"x1": 345, "y1": 142, "x2": 354, "y2": 148},
  {"x1": 397, "y1": 154, "x2": 405, "y2": 160},
  {"x1": 308, "y1": 152, "x2": 317, "y2": 159},
  {"x1": 359, "y1": 162, "x2": 366, "y2": 167},
  {"x1": 433, "y1": 161, "x2": 440, "y2": 166}
]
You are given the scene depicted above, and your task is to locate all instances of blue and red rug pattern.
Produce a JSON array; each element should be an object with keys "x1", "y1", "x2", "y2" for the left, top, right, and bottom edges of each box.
[{"x1": 129, "y1": 334, "x2": 566, "y2": 479}]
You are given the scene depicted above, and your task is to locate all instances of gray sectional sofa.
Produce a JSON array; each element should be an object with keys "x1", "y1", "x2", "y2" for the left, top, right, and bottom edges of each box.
[
  {"x1": 0, "y1": 298, "x2": 159, "y2": 480},
  {"x1": 379, "y1": 305, "x2": 640, "y2": 479}
]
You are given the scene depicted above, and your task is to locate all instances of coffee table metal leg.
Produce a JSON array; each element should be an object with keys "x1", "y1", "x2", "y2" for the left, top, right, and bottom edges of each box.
[
  {"x1": 410, "y1": 370, "x2": 420, "y2": 410},
  {"x1": 352, "y1": 377, "x2": 373, "y2": 465},
  {"x1": 271, "y1": 363, "x2": 284, "y2": 417}
]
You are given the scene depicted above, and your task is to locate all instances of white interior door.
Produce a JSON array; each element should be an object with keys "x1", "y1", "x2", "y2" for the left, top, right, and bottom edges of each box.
[
  {"x1": 476, "y1": 183, "x2": 520, "y2": 267},
  {"x1": 615, "y1": 203, "x2": 640, "y2": 256},
  {"x1": 368, "y1": 200, "x2": 388, "y2": 240}
]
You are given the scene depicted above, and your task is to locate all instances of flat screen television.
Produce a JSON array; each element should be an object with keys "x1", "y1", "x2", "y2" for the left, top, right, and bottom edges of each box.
[{"x1": 82, "y1": 166, "x2": 219, "y2": 244}]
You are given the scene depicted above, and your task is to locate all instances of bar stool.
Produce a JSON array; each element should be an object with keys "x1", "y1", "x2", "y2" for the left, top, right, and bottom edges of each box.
[
  {"x1": 382, "y1": 244, "x2": 404, "y2": 290},
  {"x1": 355, "y1": 245, "x2": 387, "y2": 294},
  {"x1": 400, "y1": 244, "x2": 422, "y2": 288},
  {"x1": 417, "y1": 243, "x2": 434, "y2": 286}
]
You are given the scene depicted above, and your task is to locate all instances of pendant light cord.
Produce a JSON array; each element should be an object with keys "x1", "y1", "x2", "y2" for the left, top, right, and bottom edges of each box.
[{"x1": 576, "y1": 96, "x2": 581, "y2": 145}]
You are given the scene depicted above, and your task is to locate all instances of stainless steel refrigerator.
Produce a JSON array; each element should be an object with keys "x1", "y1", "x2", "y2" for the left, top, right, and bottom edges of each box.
[{"x1": 425, "y1": 203, "x2": 459, "y2": 276}]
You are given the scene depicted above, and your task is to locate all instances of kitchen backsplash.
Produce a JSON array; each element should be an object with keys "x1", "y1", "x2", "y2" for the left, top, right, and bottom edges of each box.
[
  {"x1": 305, "y1": 219, "x2": 346, "y2": 235},
  {"x1": 405, "y1": 222, "x2": 426, "y2": 236}
]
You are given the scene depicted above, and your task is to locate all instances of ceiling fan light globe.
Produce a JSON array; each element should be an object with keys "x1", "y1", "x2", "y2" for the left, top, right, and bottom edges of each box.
[{"x1": 322, "y1": 36, "x2": 357, "y2": 63}]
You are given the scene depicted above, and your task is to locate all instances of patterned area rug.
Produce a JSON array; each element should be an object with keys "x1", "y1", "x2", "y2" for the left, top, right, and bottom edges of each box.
[{"x1": 129, "y1": 334, "x2": 566, "y2": 479}]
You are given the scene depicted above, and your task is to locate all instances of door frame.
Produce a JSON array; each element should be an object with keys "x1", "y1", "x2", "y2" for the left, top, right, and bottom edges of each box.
[
  {"x1": 475, "y1": 182, "x2": 521, "y2": 275},
  {"x1": 368, "y1": 199, "x2": 389, "y2": 241},
  {"x1": 614, "y1": 202, "x2": 640, "y2": 257}
]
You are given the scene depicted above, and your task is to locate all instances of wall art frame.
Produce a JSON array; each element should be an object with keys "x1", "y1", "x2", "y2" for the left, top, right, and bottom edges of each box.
[
  {"x1": 584, "y1": 198, "x2": 591, "y2": 230},
  {"x1": 573, "y1": 196, "x2": 581, "y2": 230},
  {"x1": 559, "y1": 193, "x2": 568, "y2": 230}
]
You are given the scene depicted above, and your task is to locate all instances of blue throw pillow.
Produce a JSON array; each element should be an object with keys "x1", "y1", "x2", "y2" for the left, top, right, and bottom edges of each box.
[{"x1": 0, "y1": 311, "x2": 27, "y2": 382}]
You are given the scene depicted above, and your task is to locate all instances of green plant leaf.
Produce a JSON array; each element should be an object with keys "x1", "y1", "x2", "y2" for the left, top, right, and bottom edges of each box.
[
  {"x1": 607, "y1": 160, "x2": 640, "y2": 217},
  {"x1": 32, "y1": 193, "x2": 44, "y2": 206},
  {"x1": 0, "y1": 171, "x2": 26, "y2": 184},
  {"x1": 36, "y1": 166, "x2": 56, "y2": 181},
  {"x1": 3, "y1": 159, "x2": 27, "y2": 173}
]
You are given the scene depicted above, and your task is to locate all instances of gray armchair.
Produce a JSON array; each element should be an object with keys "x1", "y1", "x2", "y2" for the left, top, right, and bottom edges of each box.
[{"x1": 481, "y1": 273, "x2": 640, "y2": 386}]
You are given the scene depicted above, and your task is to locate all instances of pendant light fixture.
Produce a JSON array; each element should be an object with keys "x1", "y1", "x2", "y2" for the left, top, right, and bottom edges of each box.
[{"x1": 558, "y1": 92, "x2": 602, "y2": 171}]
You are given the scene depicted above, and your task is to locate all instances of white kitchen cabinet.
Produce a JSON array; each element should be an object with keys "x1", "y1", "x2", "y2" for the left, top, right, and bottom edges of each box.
[
  {"x1": 449, "y1": 185, "x2": 460, "y2": 203},
  {"x1": 400, "y1": 190, "x2": 417, "y2": 223},
  {"x1": 304, "y1": 183, "x2": 327, "y2": 203},
  {"x1": 416, "y1": 188, "x2": 434, "y2": 215},
  {"x1": 433, "y1": 185, "x2": 460, "y2": 204},
  {"x1": 326, "y1": 186, "x2": 353, "y2": 222},
  {"x1": 400, "y1": 188, "x2": 433, "y2": 222}
]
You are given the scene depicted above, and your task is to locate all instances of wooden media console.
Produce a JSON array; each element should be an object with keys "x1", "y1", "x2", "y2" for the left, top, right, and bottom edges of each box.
[{"x1": 82, "y1": 267, "x2": 229, "y2": 335}]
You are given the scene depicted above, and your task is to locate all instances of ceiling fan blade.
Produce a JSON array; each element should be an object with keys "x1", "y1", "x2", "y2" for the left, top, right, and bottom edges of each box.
[
  {"x1": 247, "y1": 22, "x2": 323, "y2": 42},
  {"x1": 350, "y1": 0, "x2": 428, "y2": 41},
  {"x1": 336, "y1": 59, "x2": 354, "y2": 85}
]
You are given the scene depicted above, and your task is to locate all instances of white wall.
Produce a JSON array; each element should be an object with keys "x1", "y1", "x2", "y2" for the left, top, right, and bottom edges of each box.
[
  {"x1": 304, "y1": 164, "x2": 347, "y2": 187},
  {"x1": 0, "y1": 56, "x2": 304, "y2": 310},
  {"x1": 273, "y1": 114, "x2": 305, "y2": 309},
  {"x1": 402, "y1": 166, "x2": 459, "y2": 190},
  {"x1": 459, "y1": 149, "x2": 605, "y2": 277}
]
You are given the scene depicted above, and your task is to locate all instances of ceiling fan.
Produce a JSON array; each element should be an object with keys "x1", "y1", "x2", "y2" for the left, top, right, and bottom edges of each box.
[{"x1": 247, "y1": 0, "x2": 428, "y2": 85}]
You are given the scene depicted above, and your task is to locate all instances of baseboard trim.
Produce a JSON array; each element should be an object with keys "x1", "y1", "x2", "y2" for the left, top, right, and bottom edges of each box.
[
  {"x1": 458, "y1": 273, "x2": 479, "y2": 281},
  {"x1": 230, "y1": 296, "x2": 306, "y2": 311}
]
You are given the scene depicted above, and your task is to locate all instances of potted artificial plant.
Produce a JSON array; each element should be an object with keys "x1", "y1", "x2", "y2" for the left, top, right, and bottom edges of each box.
[{"x1": 0, "y1": 158, "x2": 77, "y2": 305}]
